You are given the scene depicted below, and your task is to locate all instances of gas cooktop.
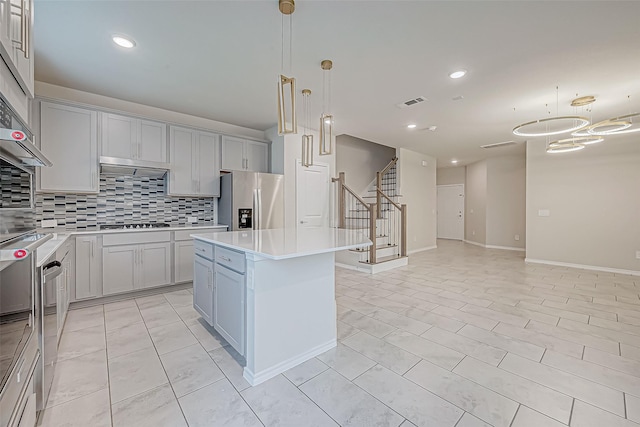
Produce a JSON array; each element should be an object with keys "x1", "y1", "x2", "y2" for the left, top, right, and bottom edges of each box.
[{"x1": 99, "y1": 223, "x2": 171, "y2": 230}]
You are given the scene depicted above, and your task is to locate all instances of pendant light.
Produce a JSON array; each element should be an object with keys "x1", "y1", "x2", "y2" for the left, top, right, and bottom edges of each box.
[
  {"x1": 513, "y1": 87, "x2": 589, "y2": 137},
  {"x1": 301, "y1": 89, "x2": 313, "y2": 167},
  {"x1": 319, "y1": 59, "x2": 333, "y2": 155},
  {"x1": 277, "y1": 0, "x2": 297, "y2": 135}
]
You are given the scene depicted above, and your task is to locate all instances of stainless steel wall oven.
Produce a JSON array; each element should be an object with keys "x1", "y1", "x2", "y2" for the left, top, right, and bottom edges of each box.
[{"x1": 0, "y1": 93, "x2": 52, "y2": 426}]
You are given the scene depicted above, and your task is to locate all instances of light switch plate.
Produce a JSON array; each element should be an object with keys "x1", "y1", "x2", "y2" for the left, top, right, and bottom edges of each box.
[
  {"x1": 636, "y1": 250, "x2": 640, "y2": 260},
  {"x1": 41, "y1": 219, "x2": 57, "y2": 228}
]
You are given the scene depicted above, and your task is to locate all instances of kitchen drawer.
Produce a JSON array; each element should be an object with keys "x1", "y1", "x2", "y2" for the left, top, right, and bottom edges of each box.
[
  {"x1": 194, "y1": 240, "x2": 214, "y2": 261},
  {"x1": 215, "y1": 246, "x2": 245, "y2": 274},
  {"x1": 103, "y1": 231, "x2": 171, "y2": 246}
]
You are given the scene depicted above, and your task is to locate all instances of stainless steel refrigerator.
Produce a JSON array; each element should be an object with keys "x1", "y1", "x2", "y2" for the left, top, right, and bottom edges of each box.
[{"x1": 218, "y1": 171, "x2": 284, "y2": 231}]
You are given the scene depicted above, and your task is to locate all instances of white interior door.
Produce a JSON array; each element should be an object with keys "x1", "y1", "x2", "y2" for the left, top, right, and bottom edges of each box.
[
  {"x1": 437, "y1": 184, "x2": 465, "y2": 240},
  {"x1": 296, "y1": 161, "x2": 330, "y2": 228}
]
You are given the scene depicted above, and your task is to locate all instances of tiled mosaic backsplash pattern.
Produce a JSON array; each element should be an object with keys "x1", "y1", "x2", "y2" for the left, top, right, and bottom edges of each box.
[
  {"x1": 36, "y1": 175, "x2": 215, "y2": 230},
  {"x1": 1, "y1": 160, "x2": 32, "y2": 208}
]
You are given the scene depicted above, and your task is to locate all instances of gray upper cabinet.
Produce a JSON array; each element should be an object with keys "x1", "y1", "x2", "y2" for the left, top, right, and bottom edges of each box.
[
  {"x1": 0, "y1": 0, "x2": 34, "y2": 99},
  {"x1": 101, "y1": 113, "x2": 167, "y2": 163},
  {"x1": 168, "y1": 125, "x2": 220, "y2": 197},
  {"x1": 38, "y1": 102, "x2": 99, "y2": 193},
  {"x1": 221, "y1": 135, "x2": 269, "y2": 173}
]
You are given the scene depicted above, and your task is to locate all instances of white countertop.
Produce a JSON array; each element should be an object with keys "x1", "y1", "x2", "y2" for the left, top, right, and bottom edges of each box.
[
  {"x1": 48, "y1": 224, "x2": 228, "y2": 236},
  {"x1": 35, "y1": 224, "x2": 228, "y2": 267},
  {"x1": 191, "y1": 227, "x2": 372, "y2": 260},
  {"x1": 37, "y1": 233, "x2": 71, "y2": 267}
]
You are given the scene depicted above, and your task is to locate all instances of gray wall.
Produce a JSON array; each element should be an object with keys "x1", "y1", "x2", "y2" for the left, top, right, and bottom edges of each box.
[
  {"x1": 526, "y1": 137, "x2": 640, "y2": 272},
  {"x1": 465, "y1": 160, "x2": 487, "y2": 245},
  {"x1": 437, "y1": 167, "x2": 466, "y2": 185},
  {"x1": 336, "y1": 135, "x2": 396, "y2": 195},
  {"x1": 486, "y1": 155, "x2": 526, "y2": 249},
  {"x1": 398, "y1": 148, "x2": 437, "y2": 253}
]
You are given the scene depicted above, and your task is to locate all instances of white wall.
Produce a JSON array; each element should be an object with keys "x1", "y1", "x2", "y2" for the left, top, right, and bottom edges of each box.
[
  {"x1": 398, "y1": 148, "x2": 437, "y2": 253},
  {"x1": 336, "y1": 135, "x2": 396, "y2": 195},
  {"x1": 35, "y1": 81, "x2": 266, "y2": 141},
  {"x1": 486, "y1": 155, "x2": 526, "y2": 249},
  {"x1": 526, "y1": 137, "x2": 640, "y2": 273},
  {"x1": 437, "y1": 166, "x2": 466, "y2": 185},
  {"x1": 465, "y1": 160, "x2": 487, "y2": 245}
]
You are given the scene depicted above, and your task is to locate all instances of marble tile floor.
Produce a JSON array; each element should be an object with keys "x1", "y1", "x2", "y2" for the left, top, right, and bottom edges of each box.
[{"x1": 38, "y1": 240, "x2": 640, "y2": 427}]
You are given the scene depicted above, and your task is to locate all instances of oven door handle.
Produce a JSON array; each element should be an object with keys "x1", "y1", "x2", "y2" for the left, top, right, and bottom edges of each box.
[{"x1": 43, "y1": 261, "x2": 63, "y2": 282}]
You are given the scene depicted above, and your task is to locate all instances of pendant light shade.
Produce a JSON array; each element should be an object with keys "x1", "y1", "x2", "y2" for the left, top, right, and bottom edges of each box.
[
  {"x1": 301, "y1": 89, "x2": 313, "y2": 167},
  {"x1": 278, "y1": 75, "x2": 297, "y2": 134},
  {"x1": 319, "y1": 60, "x2": 333, "y2": 155},
  {"x1": 277, "y1": 0, "x2": 296, "y2": 135}
]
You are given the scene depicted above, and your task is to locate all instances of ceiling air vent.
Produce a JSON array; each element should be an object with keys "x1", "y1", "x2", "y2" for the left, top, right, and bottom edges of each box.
[
  {"x1": 480, "y1": 141, "x2": 521, "y2": 149},
  {"x1": 395, "y1": 96, "x2": 428, "y2": 109}
]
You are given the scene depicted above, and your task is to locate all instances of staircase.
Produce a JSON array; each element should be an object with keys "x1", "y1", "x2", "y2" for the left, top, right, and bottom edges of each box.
[{"x1": 333, "y1": 157, "x2": 408, "y2": 274}]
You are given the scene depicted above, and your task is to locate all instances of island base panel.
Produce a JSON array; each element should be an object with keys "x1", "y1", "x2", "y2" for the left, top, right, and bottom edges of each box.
[{"x1": 243, "y1": 251, "x2": 337, "y2": 386}]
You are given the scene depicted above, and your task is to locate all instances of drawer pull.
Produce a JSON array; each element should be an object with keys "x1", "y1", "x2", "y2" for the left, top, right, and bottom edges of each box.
[{"x1": 218, "y1": 255, "x2": 231, "y2": 262}]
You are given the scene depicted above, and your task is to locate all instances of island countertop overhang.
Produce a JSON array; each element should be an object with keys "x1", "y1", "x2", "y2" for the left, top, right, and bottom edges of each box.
[{"x1": 191, "y1": 227, "x2": 372, "y2": 260}]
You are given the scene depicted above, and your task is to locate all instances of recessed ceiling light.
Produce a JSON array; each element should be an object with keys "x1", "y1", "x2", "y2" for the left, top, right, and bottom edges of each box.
[
  {"x1": 451, "y1": 159, "x2": 458, "y2": 164},
  {"x1": 449, "y1": 70, "x2": 467, "y2": 79},
  {"x1": 407, "y1": 124, "x2": 417, "y2": 129},
  {"x1": 112, "y1": 35, "x2": 136, "y2": 49}
]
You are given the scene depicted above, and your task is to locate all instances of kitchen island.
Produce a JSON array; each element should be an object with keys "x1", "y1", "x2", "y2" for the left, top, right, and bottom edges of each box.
[{"x1": 191, "y1": 227, "x2": 371, "y2": 386}]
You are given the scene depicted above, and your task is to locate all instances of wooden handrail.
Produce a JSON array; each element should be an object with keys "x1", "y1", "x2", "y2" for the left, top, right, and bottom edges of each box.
[
  {"x1": 377, "y1": 189, "x2": 402, "y2": 210},
  {"x1": 379, "y1": 156, "x2": 398, "y2": 177}
]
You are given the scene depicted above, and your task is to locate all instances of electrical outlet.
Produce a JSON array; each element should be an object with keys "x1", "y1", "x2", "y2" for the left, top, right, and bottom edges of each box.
[
  {"x1": 514, "y1": 234, "x2": 520, "y2": 241},
  {"x1": 41, "y1": 219, "x2": 57, "y2": 228},
  {"x1": 470, "y1": 209, "x2": 474, "y2": 214},
  {"x1": 636, "y1": 250, "x2": 640, "y2": 260},
  {"x1": 538, "y1": 209, "x2": 550, "y2": 217},
  {"x1": 413, "y1": 236, "x2": 417, "y2": 242},
  {"x1": 472, "y1": 230, "x2": 475, "y2": 236},
  {"x1": 188, "y1": 216, "x2": 198, "y2": 224}
]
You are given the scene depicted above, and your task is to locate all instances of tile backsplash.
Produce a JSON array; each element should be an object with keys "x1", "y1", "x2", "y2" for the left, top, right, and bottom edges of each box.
[{"x1": 36, "y1": 175, "x2": 216, "y2": 230}]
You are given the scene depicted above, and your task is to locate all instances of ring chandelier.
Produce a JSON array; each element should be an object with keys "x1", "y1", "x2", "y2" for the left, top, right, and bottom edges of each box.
[{"x1": 514, "y1": 93, "x2": 639, "y2": 154}]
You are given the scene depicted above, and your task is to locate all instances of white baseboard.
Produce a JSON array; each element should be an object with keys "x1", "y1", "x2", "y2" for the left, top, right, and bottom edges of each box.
[
  {"x1": 463, "y1": 239, "x2": 485, "y2": 248},
  {"x1": 243, "y1": 339, "x2": 337, "y2": 386},
  {"x1": 486, "y1": 244, "x2": 525, "y2": 252},
  {"x1": 525, "y1": 258, "x2": 640, "y2": 277},
  {"x1": 408, "y1": 245, "x2": 437, "y2": 255},
  {"x1": 463, "y1": 240, "x2": 525, "y2": 252}
]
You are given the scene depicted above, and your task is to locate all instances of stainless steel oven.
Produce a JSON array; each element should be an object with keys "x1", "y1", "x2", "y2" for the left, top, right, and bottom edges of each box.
[
  {"x1": 0, "y1": 92, "x2": 52, "y2": 426},
  {"x1": 0, "y1": 232, "x2": 51, "y2": 427}
]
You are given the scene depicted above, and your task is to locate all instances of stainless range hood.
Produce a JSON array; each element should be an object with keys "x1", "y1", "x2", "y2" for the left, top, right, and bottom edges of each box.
[{"x1": 99, "y1": 156, "x2": 170, "y2": 178}]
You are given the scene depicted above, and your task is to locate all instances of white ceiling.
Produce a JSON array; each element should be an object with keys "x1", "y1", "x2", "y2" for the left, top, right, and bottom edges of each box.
[{"x1": 33, "y1": 1, "x2": 640, "y2": 167}]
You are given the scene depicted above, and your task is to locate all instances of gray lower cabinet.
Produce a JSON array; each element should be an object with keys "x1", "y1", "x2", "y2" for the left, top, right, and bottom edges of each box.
[
  {"x1": 175, "y1": 240, "x2": 195, "y2": 283},
  {"x1": 102, "y1": 231, "x2": 172, "y2": 296},
  {"x1": 75, "y1": 235, "x2": 100, "y2": 300},
  {"x1": 213, "y1": 263, "x2": 245, "y2": 356},
  {"x1": 192, "y1": 242, "x2": 245, "y2": 356},
  {"x1": 193, "y1": 254, "x2": 214, "y2": 325},
  {"x1": 102, "y1": 242, "x2": 171, "y2": 295}
]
